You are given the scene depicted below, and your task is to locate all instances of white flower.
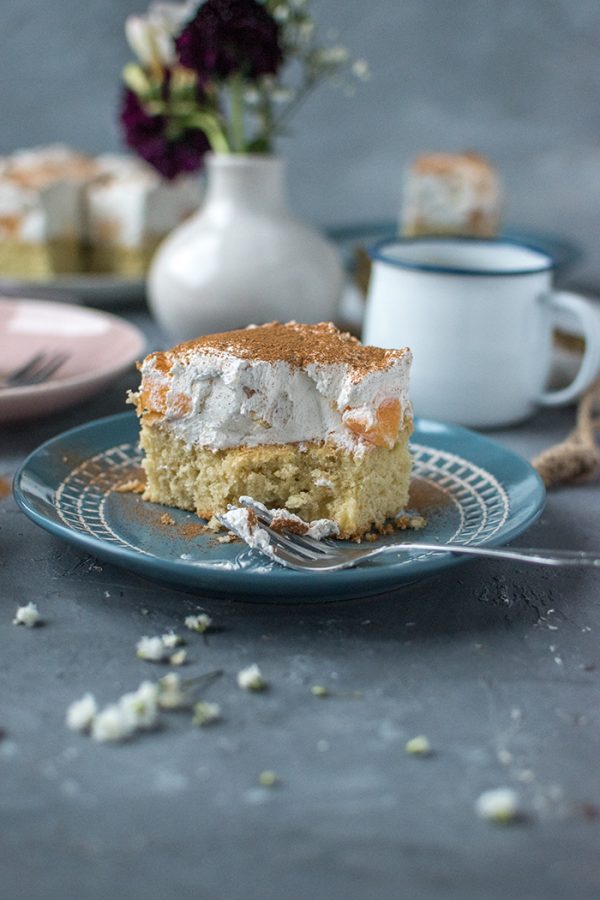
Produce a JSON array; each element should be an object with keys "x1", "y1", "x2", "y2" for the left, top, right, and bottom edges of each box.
[
  {"x1": 475, "y1": 787, "x2": 521, "y2": 823},
  {"x1": 91, "y1": 704, "x2": 136, "y2": 743},
  {"x1": 162, "y1": 631, "x2": 184, "y2": 649},
  {"x1": 192, "y1": 701, "x2": 221, "y2": 726},
  {"x1": 259, "y1": 770, "x2": 279, "y2": 787},
  {"x1": 12, "y1": 602, "x2": 42, "y2": 627},
  {"x1": 149, "y1": 0, "x2": 197, "y2": 34},
  {"x1": 122, "y1": 62, "x2": 152, "y2": 96},
  {"x1": 271, "y1": 87, "x2": 296, "y2": 104},
  {"x1": 125, "y1": 1, "x2": 195, "y2": 68},
  {"x1": 259, "y1": 74, "x2": 277, "y2": 92},
  {"x1": 237, "y1": 663, "x2": 267, "y2": 692},
  {"x1": 314, "y1": 45, "x2": 350, "y2": 67},
  {"x1": 65, "y1": 694, "x2": 98, "y2": 732},
  {"x1": 311, "y1": 685, "x2": 328, "y2": 697},
  {"x1": 351, "y1": 58, "x2": 371, "y2": 80},
  {"x1": 118, "y1": 681, "x2": 159, "y2": 730},
  {"x1": 244, "y1": 87, "x2": 261, "y2": 105},
  {"x1": 136, "y1": 636, "x2": 167, "y2": 662},
  {"x1": 125, "y1": 15, "x2": 169, "y2": 68},
  {"x1": 184, "y1": 613, "x2": 212, "y2": 634},
  {"x1": 405, "y1": 735, "x2": 432, "y2": 756},
  {"x1": 169, "y1": 649, "x2": 187, "y2": 666},
  {"x1": 157, "y1": 672, "x2": 187, "y2": 709},
  {"x1": 272, "y1": 4, "x2": 290, "y2": 22},
  {"x1": 297, "y1": 20, "x2": 315, "y2": 43}
]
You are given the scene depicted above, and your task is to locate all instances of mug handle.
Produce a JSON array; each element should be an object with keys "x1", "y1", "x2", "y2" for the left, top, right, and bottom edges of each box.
[{"x1": 539, "y1": 291, "x2": 600, "y2": 406}]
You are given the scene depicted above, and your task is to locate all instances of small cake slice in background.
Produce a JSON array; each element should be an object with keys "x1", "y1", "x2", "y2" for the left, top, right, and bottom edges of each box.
[
  {"x1": 84, "y1": 155, "x2": 202, "y2": 276},
  {"x1": 131, "y1": 321, "x2": 413, "y2": 540},
  {"x1": 401, "y1": 151, "x2": 503, "y2": 238},
  {"x1": 0, "y1": 144, "x2": 97, "y2": 278}
]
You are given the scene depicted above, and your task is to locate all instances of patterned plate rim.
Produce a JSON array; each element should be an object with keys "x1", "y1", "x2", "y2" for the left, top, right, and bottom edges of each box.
[{"x1": 14, "y1": 413, "x2": 546, "y2": 600}]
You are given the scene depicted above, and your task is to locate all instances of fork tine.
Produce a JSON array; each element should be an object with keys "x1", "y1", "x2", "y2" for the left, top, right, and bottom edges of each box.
[
  {"x1": 257, "y1": 524, "x2": 324, "y2": 560},
  {"x1": 23, "y1": 353, "x2": 69, "y2": 385},
  {"x1": 4, "y1": 352, "x2": 47, "y2": 385},
  {"x1": 238, "y1": 497, "x2": 335, "y2": 557},
  {"x1": 266, "y1": 543, "x2": 352, "y2": 571},
  {"x1": 5, "y1": 351, "x2": 69, "y2": 387}
]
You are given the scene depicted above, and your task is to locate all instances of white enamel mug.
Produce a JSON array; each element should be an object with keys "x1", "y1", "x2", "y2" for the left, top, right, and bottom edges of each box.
[{"x1": 363, "y1": 237, "x2": 600, "y2": 428}]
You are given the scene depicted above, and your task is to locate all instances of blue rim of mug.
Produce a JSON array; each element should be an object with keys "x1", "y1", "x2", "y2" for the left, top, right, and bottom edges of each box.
[{"x1": 368, "y1": 236, "x2": 556, "y2": 277}]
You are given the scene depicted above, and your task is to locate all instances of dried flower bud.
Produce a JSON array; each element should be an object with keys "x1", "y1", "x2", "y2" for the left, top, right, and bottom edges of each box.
[
  {"x1": 237, "y1": 663, "x2": 267, "y2": 691},
  {"x1": 192, "y1": 701, "x2": 221, "y2": 726}
]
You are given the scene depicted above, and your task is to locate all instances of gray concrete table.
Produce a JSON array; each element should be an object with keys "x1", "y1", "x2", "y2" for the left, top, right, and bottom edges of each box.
[{"x1": 1, "y1": 310, "x2": 599, "y2": 900}]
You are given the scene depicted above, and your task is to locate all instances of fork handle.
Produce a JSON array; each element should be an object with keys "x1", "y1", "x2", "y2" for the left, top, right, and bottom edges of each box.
[{"x1": 374, "y1": 542, "x2": 600, "y2": 567}]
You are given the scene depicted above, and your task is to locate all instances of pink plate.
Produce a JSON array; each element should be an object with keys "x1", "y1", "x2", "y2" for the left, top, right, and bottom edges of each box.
[{"x1": 0, "y1": 298, "x2": 146, "y2": 422}]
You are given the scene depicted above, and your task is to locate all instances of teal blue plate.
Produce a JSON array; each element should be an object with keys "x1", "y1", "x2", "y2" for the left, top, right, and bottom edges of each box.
[{"x1": 14, "y1": 413, "x2": 545, "y2": 602}]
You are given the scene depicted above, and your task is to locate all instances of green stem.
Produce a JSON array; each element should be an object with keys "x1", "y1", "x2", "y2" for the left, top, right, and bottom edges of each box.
[{"x1": 187, "y1": 112, "x2": 231, "y2": 154}]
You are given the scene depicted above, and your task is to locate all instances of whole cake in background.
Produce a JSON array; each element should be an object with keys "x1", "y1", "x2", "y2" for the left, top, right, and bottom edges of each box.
[
  {"x1": 130, "y1": 321, "x2": 414, "y2": 540},
  {"x1": 401, "y1": 151, "x2": 503, "y2": 238},
  {"x1": 0, "y1": 144, "x2": 202, "y2": 279}
]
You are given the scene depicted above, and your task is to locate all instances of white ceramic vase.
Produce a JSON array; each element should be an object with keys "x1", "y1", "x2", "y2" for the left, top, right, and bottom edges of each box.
[{"x1": 148, "y1": 153, "x2": 344, "y2": 341}]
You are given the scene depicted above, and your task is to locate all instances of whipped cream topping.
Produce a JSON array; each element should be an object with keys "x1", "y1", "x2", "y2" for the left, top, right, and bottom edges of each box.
[{"x1": 138, "y1": 324, "x2": 412, "y2": 454}]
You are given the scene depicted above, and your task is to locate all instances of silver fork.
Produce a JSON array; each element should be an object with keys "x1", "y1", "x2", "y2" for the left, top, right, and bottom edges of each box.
[
  {"x1": 2, "y1": 351, "x2": 69, "y2": 388},
  {"x1": 219, "y1": 498, "x2": 600, "y2": 572}
]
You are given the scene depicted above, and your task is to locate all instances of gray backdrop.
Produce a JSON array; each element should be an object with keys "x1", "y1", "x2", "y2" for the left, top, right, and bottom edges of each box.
[{"x1": 1, "y1": 0, "x2": 599, "y2": 287}]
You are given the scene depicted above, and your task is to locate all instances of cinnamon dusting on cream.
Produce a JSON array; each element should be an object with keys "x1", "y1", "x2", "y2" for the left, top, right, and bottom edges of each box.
[{"x1": 145, "y1": 322, "x2": 409, "y2": 384}]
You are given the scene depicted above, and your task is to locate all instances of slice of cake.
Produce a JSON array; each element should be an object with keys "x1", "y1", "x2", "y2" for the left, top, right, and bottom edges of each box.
[
  {"x1": 401, "y1": 151, "x2": 502, "y2": 238},
  {"x1": 0, "y1": 144, "x2": 97, "y2": 278},
  {"x1": 84, "y1": 155, "x2": 202, "y2": 276},
  {"x1": 132, "y1": 322, "x2": 413, "y2": 539}
]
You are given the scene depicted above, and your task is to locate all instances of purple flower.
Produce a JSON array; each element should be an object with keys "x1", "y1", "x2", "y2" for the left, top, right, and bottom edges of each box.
[
  {"x1": 176, "y1": 0, "x2": 283, "y2": 83},
  {"x1": 119, "y1": 87, "x2": 210, "y2": 180}
]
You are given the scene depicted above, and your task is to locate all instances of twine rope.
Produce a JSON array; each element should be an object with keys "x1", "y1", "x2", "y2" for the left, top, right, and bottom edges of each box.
[{"x1": 532, "y1": 376, "x2": 600, "y2": 487}]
